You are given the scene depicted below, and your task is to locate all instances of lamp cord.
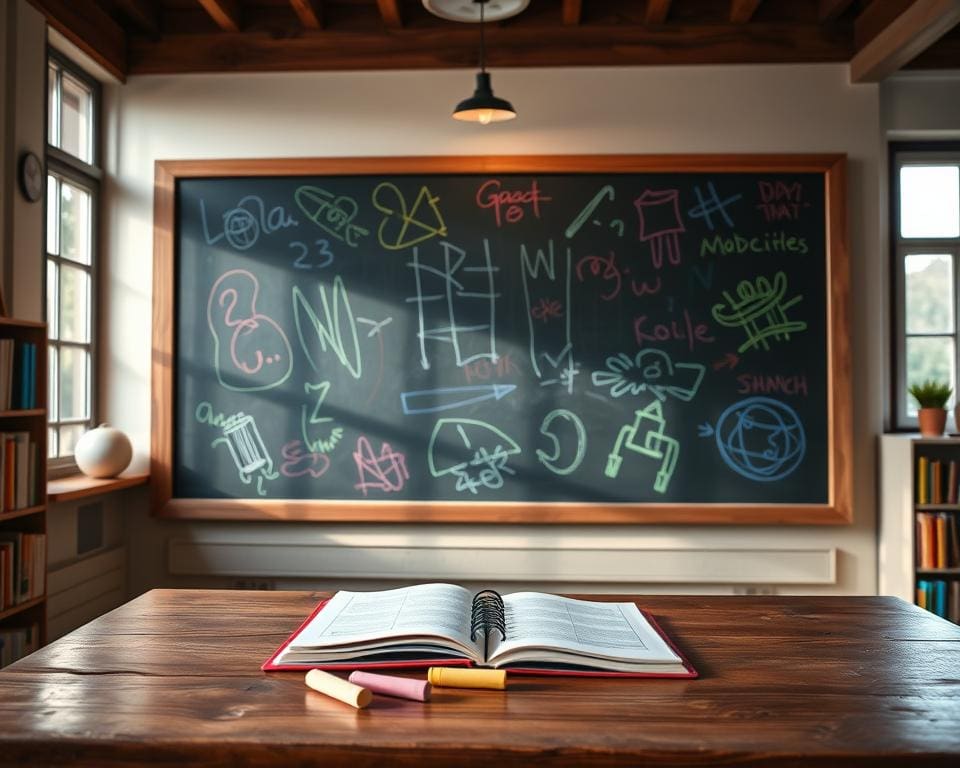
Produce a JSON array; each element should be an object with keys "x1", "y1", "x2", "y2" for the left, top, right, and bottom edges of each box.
[{"x1": 479, "y1": 0, "x2": 486, "y2": 73}]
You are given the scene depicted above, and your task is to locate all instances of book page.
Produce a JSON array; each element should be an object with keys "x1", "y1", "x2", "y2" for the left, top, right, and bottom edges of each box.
[
  {"x1": 489, "y1": 592, "x2": 681, "y2": 664},
  {"x1": 289, "y1": 583, "x2": 478, "y2": 657}
]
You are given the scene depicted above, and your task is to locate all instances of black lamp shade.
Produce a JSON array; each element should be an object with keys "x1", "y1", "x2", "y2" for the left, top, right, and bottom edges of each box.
[{"x1": 452, "y1": 72, "x2": 517, "y2": 124}]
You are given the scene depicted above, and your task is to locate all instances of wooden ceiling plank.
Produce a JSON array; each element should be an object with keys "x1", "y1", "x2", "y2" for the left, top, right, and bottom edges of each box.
[
  {"x1": 112, "y1": 0, "x2": 160, "y2": 34},
  {"x1": 197, "y1": 0, "x2": 241, "y2": 32},
  {"x1": 851, "y1": 0, "x2": 960, "y2": 82},
  {"x1": 127, "y1": 23, "x2": 854, "y2": 74},
  {"x1": 26, "y1": 0, "x2": 127, "y2": 81},
  {"x1": 377, "y1": 0, "x2": 402, "y2": 28},
  {"x1": 290, "y1": 0, "x2": 322, "y2": 29},
  {"x1": 819, "y1": 0, "x2": 856, "y2": 22},
  {"x1": 562, "y1": 0, "x2": 582, "y2": 25},
  {"x1": 730, "y1": 0, "x2": 763, "y2": 24},
  {"x1": 646, "y1": 0, "x2": 673, "y2": 25}
]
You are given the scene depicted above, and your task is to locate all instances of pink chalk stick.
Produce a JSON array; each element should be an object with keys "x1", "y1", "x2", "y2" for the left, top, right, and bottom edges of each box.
[{"x1": 347, "y1": 671, "x2": 432, "y2": 702}]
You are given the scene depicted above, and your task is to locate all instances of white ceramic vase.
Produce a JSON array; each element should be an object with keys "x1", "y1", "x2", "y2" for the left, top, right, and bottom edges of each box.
[{"x1": 74, "y1": 424, "x2": 133, "y2": 478}]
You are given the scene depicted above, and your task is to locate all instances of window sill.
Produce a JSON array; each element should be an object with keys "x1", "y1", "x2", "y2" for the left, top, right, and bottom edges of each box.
[{"x1": 47, "y1": 473, "x2": 149, "y2": 503}]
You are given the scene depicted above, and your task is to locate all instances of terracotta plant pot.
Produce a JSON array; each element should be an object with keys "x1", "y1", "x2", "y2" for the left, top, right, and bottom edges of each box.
[{"x1": 918, "y1": 407, "x2": 947, "y2": 437}]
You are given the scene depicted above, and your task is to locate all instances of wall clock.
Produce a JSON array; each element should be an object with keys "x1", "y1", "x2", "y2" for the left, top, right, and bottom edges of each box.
[{"x1": 18, "y1": 151, "x2": 43, "y2": 203}]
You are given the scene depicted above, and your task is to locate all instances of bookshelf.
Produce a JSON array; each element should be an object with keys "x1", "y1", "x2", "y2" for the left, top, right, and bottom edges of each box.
[
  {"x1": 879, "y1": 434, "x2": 960, "y2": 624},
  {"x1": 0, "y1": 318, "x2": 46, "y2": 667}
]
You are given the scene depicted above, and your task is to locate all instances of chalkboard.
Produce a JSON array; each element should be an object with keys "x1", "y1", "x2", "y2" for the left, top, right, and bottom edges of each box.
[{"x1": 152, "y1": 156, "x2": 851, "y2": 524}]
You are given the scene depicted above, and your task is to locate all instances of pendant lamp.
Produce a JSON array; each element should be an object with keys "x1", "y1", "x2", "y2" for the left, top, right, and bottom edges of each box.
[{"x1": 452, "y1": 0, "x2": 516, "y2": 124}]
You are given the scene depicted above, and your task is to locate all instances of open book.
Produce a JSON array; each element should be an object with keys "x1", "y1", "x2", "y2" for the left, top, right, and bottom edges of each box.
[{"x1": 263, "y1": 583, "x2": 696, "y2": 678}]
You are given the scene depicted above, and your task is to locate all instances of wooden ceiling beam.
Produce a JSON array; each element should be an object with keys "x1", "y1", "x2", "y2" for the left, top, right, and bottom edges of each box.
[
  {"x1": 26, "y1": 0, "x2": 127, "y2": 81},
  {"x1": 562, "y1": 0, "x2": 582, "y2": 25},
  {"x1": 851, "y1": 0, "x2": 960, "y2": 82},
  {"x1": 376, "y1": 0, "x2": 403, "y2": 28},
  {"x1": 290, "y1": 0, "x2": 322, "y2": 29},
  {"x1": 730, "y1": 0, "x2": 763, "y2": 24},
  {"x1": 197, "y1": 0, "x2": 241, "y2": 32},
  {"x1": 112, "y1": 0, "x2": 160, "y2": 34},
  {"x1": 818, "y1": 0, "x2": 856, "y2": 22},
  {"x1": 128, "y1": 23, "x2": 853, "y2": 74},
  {"x1": 646, "y1": 0, "x2": 673, "y2": 25}
]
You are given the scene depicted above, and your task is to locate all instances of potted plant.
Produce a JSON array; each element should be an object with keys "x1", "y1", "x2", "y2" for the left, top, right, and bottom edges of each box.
[{"x1": 909, "y1": 380, "x2": 953, "y2": 436}]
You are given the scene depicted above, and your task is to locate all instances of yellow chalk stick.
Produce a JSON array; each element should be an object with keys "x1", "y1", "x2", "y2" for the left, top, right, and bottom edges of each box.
[
  {"x1": 305, "y1": 669, "x2": 372, "y2": 709},
  {"x1": 427, "y1": 667, "x2": 507, "y2": 690}
]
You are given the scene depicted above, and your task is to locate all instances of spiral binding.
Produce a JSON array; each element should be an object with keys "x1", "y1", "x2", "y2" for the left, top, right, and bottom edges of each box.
[{"x1": 470, "y1": 589, "x2": 506, "y2": 642}]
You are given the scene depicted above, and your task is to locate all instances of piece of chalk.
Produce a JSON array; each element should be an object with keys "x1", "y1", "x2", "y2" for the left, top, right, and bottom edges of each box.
[
  {"x1": 427, "y1": 667, "x2": 507, "y2": 690},
  {"x1": 305, "y1": 669, "x2": 372, "y2": 709},
  {"x1": 348, "y1": 671, "x2": 432, "y2": 702}
]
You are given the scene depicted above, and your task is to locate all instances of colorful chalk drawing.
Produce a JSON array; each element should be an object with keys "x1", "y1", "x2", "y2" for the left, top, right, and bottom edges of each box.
[
  {"x1": 634, "y1": 189, "x2": 685, "y2": 268},
  {"x1": 209, "y1": 411, "x2": 278, "y2": 496},
  {"x1": 536, "y1": 409, "x2": 587, "y2": 476},
  {"x1": 575, "y1": 251, "x2": 621, "y2": 301},
  {"x1": 698, "y1": 396, "x2": 806, "y2": 482},
  {"x1": 407, "y1": 240, "x2": 500, "y2": 371},
  {"x1": 200, "y1": 195, "x2": 298, "y2": 252},
  {"x1": 591, "y1": 349, "x2": 705, "y2": 402},
  {"x1": 428, "y1": 418, "x2": 521, "y2": 495},
  {"x1": 206, "y1": 269, "x2": 293, "y2": 392},
  {"x1": 476, "y1": 179, "x2": 551, "y2": 227},
  {"x1": 292, "y1": 275, "x2": 362, "y2": 379},
  {"x1": 521, "y1": 240, "x2": 578, "y2": 394},
  {"x1": 294, "y1": 186, "x2": 369, "y2": 247},
  {"x1": 372, "y1": 183, "x2": 448, "y2": 250},
  {"x1": 290, "y1": 239, "x2": 335, "y2": 270},
  {"x1": 687, "y1": 182, "x2": 742, "y2": 231},
  {"x1": 711, "y1": 271, "x2": 806, "y2": 354},
  {"x1": 353, "y1": 436, "x2": 410, "y2": 495},
  {"x1": 565, "y1": 185, "x2": 624, "y2": 239},
  {"x1": 401, "y1": 384, "x2": 516, "y2": 415},
  {"x1": 300, "y1": 381, "x2": 344, "y2": 454},
  {"x1": 605, "y1": 400, "x2": 679, "y2": 494},
  {"x1": 280, "y1": 440, "x2": 331, "y2": 479}
]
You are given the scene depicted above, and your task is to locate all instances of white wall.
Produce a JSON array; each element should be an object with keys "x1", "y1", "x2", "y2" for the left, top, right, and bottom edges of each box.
[{"x1": 104, "y1": 64, "x2": 882, "y2": 596}]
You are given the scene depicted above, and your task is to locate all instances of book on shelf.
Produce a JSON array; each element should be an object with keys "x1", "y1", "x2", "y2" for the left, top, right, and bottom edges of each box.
[
  {"x1": 0, "y1": 340, "x2": 37, "y2": 411},
  {"x1": 0, "y1": 532, "x2": 45, "y2": 610},
  {"x1": 916, "y1": 512, "x2": 960, "y2": 570},
  {"x1": 263, "y1": 583, "x2": 697, "y2": 678},
  {"x1": 916, "y1": 579, "x2": 960, "y2": 623},
  {"x1": 0, "y1": 431, "x2": 37, "y2": 512},
  {"x1": 0, "y1": 623, "x2": 39, "y2": 668}
]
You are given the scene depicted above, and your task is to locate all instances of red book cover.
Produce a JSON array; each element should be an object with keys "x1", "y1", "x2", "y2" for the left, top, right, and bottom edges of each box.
[{"x1": 262, "y1": 598, "x2": 698, "y2": 679}]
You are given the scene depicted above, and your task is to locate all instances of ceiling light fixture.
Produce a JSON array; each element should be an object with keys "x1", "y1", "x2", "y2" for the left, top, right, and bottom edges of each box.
[{"x1": 451, "y1": 0, "x2": 516, "y2": 125}]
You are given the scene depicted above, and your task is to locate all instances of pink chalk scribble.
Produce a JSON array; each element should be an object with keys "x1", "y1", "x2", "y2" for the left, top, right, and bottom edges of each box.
[
  {"x1": 353, "y1": 436, "x2": 409, "y2": 496},
  {"x1": 280, "y1": 440, "x2": 331, "y2": 479}
]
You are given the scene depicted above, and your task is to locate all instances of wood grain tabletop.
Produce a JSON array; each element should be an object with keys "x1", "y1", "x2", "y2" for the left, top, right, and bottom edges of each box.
[{"x1": 0, "y1": 589, "x2": 958, "y2": 767}]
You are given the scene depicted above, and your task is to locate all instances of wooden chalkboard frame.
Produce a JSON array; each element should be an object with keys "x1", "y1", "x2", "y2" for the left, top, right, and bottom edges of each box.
[{"x1": 152, "y1": 154, "x2": 851, "y2": 524}]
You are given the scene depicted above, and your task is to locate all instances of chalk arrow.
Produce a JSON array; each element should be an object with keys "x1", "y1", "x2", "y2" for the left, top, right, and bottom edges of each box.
[
  {"x1": 697, "y1": 422, "x2": 715, "y2": 438},
  {"x1": 712, "y1": 352, "x2": 740, "y2": 371},
  {"x1": 401, "y1": 384, "x2": 517, "y2": 415}
]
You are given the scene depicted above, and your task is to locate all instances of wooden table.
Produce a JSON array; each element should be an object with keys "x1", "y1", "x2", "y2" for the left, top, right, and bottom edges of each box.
[{"x1": 0, "y1": 590, "x2": 958, "y2": 767}]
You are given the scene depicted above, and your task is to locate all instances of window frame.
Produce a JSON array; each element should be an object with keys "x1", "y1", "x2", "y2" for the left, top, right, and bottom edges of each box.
[
  {"x1": 891, "y1": 141, "x2": 960, "y2": 431},
  {"x1": 44, "y1": 50, "x2": 101, "y2": 475}
]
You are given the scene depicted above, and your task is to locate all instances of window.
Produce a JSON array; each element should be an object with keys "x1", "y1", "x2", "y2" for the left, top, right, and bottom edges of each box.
[
  {"x1": 892, "y1": 143, "x2": 960, "y2": 430},
  {"x1": 45, "y1": 54, "x2": 100, "y2": 466}
]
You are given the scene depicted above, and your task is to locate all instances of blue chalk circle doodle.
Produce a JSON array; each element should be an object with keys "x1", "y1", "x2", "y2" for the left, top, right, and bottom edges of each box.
[{"x1": 705, "y1": 396, "x2": 805, "y2": 482}]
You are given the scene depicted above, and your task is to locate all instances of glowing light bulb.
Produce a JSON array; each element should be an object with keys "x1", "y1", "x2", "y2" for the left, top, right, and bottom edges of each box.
[{"x1": 478, "y1": 109, "x2": 494, "y2": 125}]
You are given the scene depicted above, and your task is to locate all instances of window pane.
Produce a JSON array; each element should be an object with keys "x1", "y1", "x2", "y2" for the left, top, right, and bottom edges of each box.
[
  {"x1": 46, "y1": 175, "x2": 59, "y2": 256},
  {"x1": 48, "y1": 427, "x2": 58, "y2": 460},
  {"x1": 60, "y1": 179, "x2": 91, "y2": 265},
  {"x1": 58, "y1": 424, "x2": 87, "y2": 458},
  {"x1": 906, "y1": 336, "x2": 956, "y2": 415},
  {"x1": 46, "y1": 261, "x2": 59, "y2": 340},
  {"x1": 47, "y1": 62, "x2": 59, "y2": 147},
  {"x1": 900, "y1": 165, "x2": 960, "y2": 238},
  {"x1": 905, "y1": 253, "x2": 954, "y2": 333},
  {"x1": 59, "y1": 346, "x2": 89, "y2": 420},
  {"x1": 48, "y1": 346, "x2": 58, "y2": 421},
  {"x1": 59, "y1": 264, "x2": 90, "y2": 343},
  {"x1": 60, "y1": 72, "x2": 92, "y2": 163}
]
